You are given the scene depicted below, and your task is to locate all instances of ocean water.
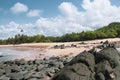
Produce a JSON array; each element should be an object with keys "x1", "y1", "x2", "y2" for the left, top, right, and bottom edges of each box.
[
  {"x1": 0, "y1": 48, "x2": 16, "y2": 61},
  {"x1": 0, "y1": 47, "x2": 34, "y2": 61}
]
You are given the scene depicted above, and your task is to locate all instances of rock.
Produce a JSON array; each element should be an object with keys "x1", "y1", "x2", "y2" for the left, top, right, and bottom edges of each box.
[
  {"x1": 10, "y1": 65, "x2": 21, "y2": 72},
  {"x1": 60, "y1": 44, "x2": 65, "y2": 49},
  {"x1": 4, "y1": 66, "x2": 11, "y2": 75},
  {"x1": 46, "y1": 72, "x2": 53, "y2": 77},
  {"x1": 36, "y1": 64, "x2": 45, "y2": 72},
  {"x1": 95, "y1": 48, "x2": 120, "y2": 68},
  {"x1": 31, "y1": 73, "x2": 42, "y2": 79},
  {"x1": 0, "y1": 55, "x2": 4, "y2": 57},
  {"x1": 0, "y1": 62, "x2": 4, "y2": 69},
  {"x1": 54, "y1": 45, "x2": 59, "y2": 49},
  {"x1": 0, "y1": 69, "x2": 5, "y2": 77},
  {"x1": 69, "y1": 51, "x2": 95, "y2": 72},
  {"x1": 71, "y1": 44, "x2": 77, "y2": 47},
  {"x1": 52, "y1": 51, "x2": 95, "y2": 80},
  {"x1": 95, "y1": 60, "x2": 113, "y2": 80},
  {"x1": 20, "y1": 70, "x2": 28, "y2": 75},
  {"x1": 52, "y1": 47, "x2": 120, "y2": 80},
  {"x1": 24, "y1": 71, "x2": 35, "y2": 79},
  {"x1": 28, "y1": 78, "x2": 38, "y2": 80},
  {"x1": 52, "y1": 63, "x2": 92, "y2": 80},
  {"x1": 39, "y1": 72, "x2": 46, "y2": 78},
  {"x1": 48, "y1": 61, "x2": 64, "y2": 69},
  {"x1": 7, "y1": 72, "x2": 24, "y2": 80},
  {"x1": 0, "y1": 75, "x2": 10, "y2": 80}
]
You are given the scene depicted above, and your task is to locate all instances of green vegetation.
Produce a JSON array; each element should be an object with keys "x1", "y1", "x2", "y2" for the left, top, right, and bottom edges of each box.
[{"x1": 0, "y1": 22, "x2": 120, "y2": 44}]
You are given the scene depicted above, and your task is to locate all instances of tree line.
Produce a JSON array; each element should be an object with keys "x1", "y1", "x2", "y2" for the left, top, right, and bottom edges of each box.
[{"x1": 0, "y1": 22, "x2": 120, "y2": 44}]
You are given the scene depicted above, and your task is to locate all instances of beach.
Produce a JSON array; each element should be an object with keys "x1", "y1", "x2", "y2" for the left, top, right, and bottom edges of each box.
[
  {"x1": 0, "y1": 38, "x2": 120, "y2": 61},
  {"x1": 0, "y1": 38, "x2": 120, "y2": 80}
]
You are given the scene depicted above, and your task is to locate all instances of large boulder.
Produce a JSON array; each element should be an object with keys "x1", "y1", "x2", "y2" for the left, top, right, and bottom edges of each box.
[
  {"x1": 52, "y1": 47, "x2": 120, "y2": 80},
  {"x1": 52, "y1": 51, "x2": 95, "y2": 80}
]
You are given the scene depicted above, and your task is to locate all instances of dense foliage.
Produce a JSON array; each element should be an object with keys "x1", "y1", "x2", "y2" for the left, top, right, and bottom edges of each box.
[{"x1": 0, "y1": 22, "x2": 120, "y2": 44}]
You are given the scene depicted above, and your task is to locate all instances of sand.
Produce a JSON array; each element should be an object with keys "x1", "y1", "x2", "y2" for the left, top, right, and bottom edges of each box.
[{"x1": 0, "y1": 38, "x2": 120, "y2": 60}]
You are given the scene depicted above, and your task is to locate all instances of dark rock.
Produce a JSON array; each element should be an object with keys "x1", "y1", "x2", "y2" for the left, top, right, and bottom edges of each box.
[
  {"x1": 54, "y1": 45, "x2": 59, "y2": 49},
  {"x1": 71, "y1": 44, "x2": 77, "y2": 47},
  {"x1": 95, "y1": 48, "x2": 120, "y2": 68},
  {"x1": 0, "y1": 62, "x2": 4, "y2": 69},
  {"x1": 52, "y1": 63, "x2": 92, "y2": 80},
  {"x1": 0, "y1": 69, "x2": 5, "y2": 77},
  {"x1": 31, "y1": 73, "x2": 42, "y2": 79},
  {"x1": 69, "y1": 51, "x2": 95, "y2": 72},
  {"x1": 28, "y1": 78, "x2": 38, "y2": 80},
  {"x1": 46, "y1": 72, "x2": 53, "y2": 77},
  {"x1": 24, "y1": 71, "x2": 35, "y2": 79},
  {"x1": 60, "y1": 44, "x2": 65, "y2": 49},
  {"x1": 36, "y1": 64, "x2": 45, "y2": 72},
  {"x1": 52, "y1": 47, "x2": 120, "y2": 80},
  {"x1": 10, "y1": 65, "x2": 21, "y2": 72},
  {"x1": 52, "y1": 51, "x2": 95, "y2": 80},
  {"x1": 7, "y1": 72, "x2": 24, "y2": 80},
  {"x1": 4, "y1": 66, "x2": 11, "y2": 75},
  {"x1": 0, "y1": 55, "x2": 4, "y2": 57},
  {"x1": 0, "y1": 75, "x2": 10, "y2": 80}
]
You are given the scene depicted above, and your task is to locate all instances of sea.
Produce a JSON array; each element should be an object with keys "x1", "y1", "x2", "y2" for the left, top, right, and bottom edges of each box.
[{"x1": 0, "y1": 47, "x2": 34, "y2": 61}]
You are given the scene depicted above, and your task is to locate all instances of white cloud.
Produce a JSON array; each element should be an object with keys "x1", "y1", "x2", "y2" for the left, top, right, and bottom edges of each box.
[
  {"x1": 35, "y1": 0, "x2": 120, "y2": 36},
  {"x1": 10, "y1": 2, "x2": 28, "y2": 14},
  {"x1": 35, "y1": 17, "x2": 91, "y2": 36},
  {"x1": 1, "y1": 0, "x2": 120, "y2": 39},
  {"x1": 0, "y1": 21, "x2": 37, "y2": 39},
  {"x1": 58, "y1": 2, "x2": 79, "y2": 19},
  {"x1": 27, "y1": 9, "x2": 42, "y2": 17},
  {"x1": 81, "y1": 0, "x2": 120, "y2": 28}
]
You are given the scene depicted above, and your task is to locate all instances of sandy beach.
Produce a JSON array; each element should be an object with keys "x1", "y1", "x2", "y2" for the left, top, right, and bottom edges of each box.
[{"x1": 0, "y1": 38, "x2": 120, "y2": 60}]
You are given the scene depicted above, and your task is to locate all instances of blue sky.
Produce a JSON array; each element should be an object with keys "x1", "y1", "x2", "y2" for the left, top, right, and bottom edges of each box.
[{"x1": 0, "y1": 0, "x2": 120, "y2": 39}]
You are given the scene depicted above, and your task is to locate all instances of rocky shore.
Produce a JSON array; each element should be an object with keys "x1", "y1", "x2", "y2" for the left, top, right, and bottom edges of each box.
[
  {"x1": 0, "y1": 56, "x2": 73, "y2": 80},
  {"x1": 52, "y1": 43, "x2": 120, "y2": 80},
  {"x1": 0, "y1": 39, "x2": 120, "y2": 80}
]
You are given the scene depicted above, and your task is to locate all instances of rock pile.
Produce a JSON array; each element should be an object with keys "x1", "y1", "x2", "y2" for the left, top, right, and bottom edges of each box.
[
  {"x1": 52, "y1": 46, "x2": 120, "y2": 80},
  {"x1": 0, "y1": 56, "x2": 72, "y2": 80}
]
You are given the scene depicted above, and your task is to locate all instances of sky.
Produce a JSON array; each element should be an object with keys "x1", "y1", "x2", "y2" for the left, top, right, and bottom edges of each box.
[{"x1": 0, "y1": 0, "x2": 120, "y2": 39}]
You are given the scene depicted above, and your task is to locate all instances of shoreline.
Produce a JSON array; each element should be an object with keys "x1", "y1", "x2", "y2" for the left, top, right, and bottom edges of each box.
[
  {"x1": 0, "y1": 38, "x2": 120, "y2": 60},
  {"x1": 0, "y1": 38, "x2": 120, "y2": 80}
]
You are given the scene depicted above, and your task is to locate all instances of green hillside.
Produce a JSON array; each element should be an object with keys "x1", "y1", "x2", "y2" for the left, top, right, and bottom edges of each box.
[
  {"x1": 54, "y1": 22, "x2": 120, "y2": 42},
  {"x1": 96, "y1": 22, "x2": 120, "y2": 38}
]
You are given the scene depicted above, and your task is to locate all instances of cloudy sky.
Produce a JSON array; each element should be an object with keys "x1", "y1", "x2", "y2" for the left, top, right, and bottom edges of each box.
[{"x1": 0, "y1": 0, "x2": 120, "y2": 39}]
